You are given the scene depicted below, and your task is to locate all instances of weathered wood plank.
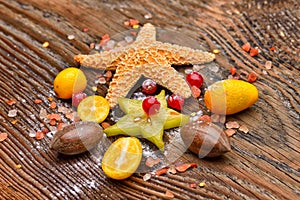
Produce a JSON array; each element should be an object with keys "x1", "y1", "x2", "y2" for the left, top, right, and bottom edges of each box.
[{"x1": 0, "y1": 0, "x2": 299, "y2": 199}]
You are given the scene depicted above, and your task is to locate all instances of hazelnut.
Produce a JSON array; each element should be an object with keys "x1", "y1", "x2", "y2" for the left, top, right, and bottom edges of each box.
[
  {"x1": 50, "y1": 121, "x2": 103, "y2": 155},
  {"x1": 180, "y1": 121, "x2": 231, "y2": 158}
]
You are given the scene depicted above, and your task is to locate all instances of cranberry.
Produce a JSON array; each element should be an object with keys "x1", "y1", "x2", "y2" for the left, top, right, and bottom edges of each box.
[
  {"x1": 167, "y1": 94, "x2": 184, "y2": 111},
  {"x1": 142, "y1": 96, "x2": 160, "y2": 116},
  {"x1": 186, "y1": 72, "x2": 203, "y2": 88},
  {"x1": 142, "y1": 79, "x2": 157, "y2": 95},
  {"x1": 72, "y1": 92, "x2": 87, "y2": 107}
]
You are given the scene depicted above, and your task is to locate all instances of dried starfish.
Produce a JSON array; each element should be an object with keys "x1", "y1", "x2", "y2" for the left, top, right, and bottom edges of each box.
[{"x1": 74, "y1": 23, "x2": 215, "y2": 108}]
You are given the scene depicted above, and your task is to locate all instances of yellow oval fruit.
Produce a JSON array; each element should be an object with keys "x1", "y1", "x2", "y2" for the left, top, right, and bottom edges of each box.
[
  {"x1": 54, "y1": 67, "x2": 87, "y2": 99},
  {"x1": 204, "y1": 79, "x2": 258, "y2": 115},
  {"x1": 102, "y1": 137, "x2": 142, "y2": 180},
  {"x1": 77, "y1": 95, "x2": 110, "y2": 123}
]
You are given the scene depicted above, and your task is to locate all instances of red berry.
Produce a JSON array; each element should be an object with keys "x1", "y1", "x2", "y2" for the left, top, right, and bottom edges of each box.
[
  {"x1": 142, "y1": 96, "x2": 160, "y2": 116},
  {"x1": 186, "y1": 72, "x2": 203, "y2": 88},
  {"x1": 72, "y1": 92, "x2": 87, "y2": 107},
  {"x1": 167, "y1": 94, "x2": 184, "y2": 111},
  {"x1": 142, "y1": 79, "x2": 157, "y2": 95}
]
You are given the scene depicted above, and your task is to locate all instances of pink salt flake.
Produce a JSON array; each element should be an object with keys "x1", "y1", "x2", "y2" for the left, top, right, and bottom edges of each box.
[
  {"x1": 225, "y1": 128, "x2": 236, "y2": 137},
  {"x1": 238, "y1": 124, "x2": 249, "y2": 133},
  {"x1": 225, "y1": 121, "x2": 240, "y2": 129}
]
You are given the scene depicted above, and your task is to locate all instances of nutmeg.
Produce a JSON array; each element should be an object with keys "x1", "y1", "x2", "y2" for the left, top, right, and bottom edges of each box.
[
  {"x1": 50, "y1": 121, "x2": 103, "y2": 155},
  {"x1": 180, "y1": 121, "x2": 231, "y2": 158}
]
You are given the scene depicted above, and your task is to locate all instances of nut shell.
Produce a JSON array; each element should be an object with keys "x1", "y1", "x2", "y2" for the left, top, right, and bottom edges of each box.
[
  {"x1": 180, "y1": 121, "x2": 231, "y2": 158},
  {"x1": 50, "y1": 121, "x2": 103, "y2": 155}
]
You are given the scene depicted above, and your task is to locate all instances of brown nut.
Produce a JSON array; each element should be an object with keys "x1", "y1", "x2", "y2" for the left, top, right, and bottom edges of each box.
[
  {"x1": 180, "y1": 121, "x2": 231, "y2": 158},
  {"x1": 50, "y1": 121, "x2": 103, "y2": 155}
]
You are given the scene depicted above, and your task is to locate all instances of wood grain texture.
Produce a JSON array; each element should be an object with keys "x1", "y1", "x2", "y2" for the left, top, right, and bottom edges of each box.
[{"x1": 0, "y1": 0, "x2": 299, "y2": 199}]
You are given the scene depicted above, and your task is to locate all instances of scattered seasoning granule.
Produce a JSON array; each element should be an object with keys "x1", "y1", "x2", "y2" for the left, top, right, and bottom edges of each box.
[
  {"x1": 0, "y1": 132, "x2": 8, "y2": 142},
  {"x1": 101, "y1": 122, "x2": 110, "y2": 129},
  {"x1": 105, "y1": 71, "x2": 113, "y2": 79},
  {"x1": 230, "y1": 67, "x2": 237, "y2": 76},
  {"x1": 265, "y1": 61, "x2": 272, "y2": 70},
  {"x1": 99, "y1": 34, "x2": 110, "y2": 46},
  {"x1": 11, "y1": 119, "x2": 18, "y2": 124},
  {"x1": 225, "y1": 121, "x2": 240, "y2": 129},
  {"x1": 213, "y1": 49, "x2": 220, "y2": 54},
  {"x1": 49, "y1": 119, "x2": 57, "y2": 126},
  {"x1": 198, "y1": 115, "x2": 211, "y2": 123},
  {"x1": 98, "y1": 77, "x2": 106, "y2": 84},
  {"x1": 129, "y1": 19, "x2": 139, "y2": 26},
  {"x1": 57, "y1": 122, "x2": 65, "y2": 131},
  {"x1": 48, "y1": 97, "x2": 53, "y2": 102},
  {"x1": 269, "y1": 46, "x2": 276, "y2": 51},
  {"x1": 130, "y1": 31, "x2": 137, "y2": 37},
  {"x1": 50, "y1": 101, "x2": 57, "y2": 109},
  {"x1": 42, "y1": 42, "x2": 49, "y2": 48},
  {"x1": 165, "y1": 190, "x2": 174, "y2": 198},
  {"x1": 34, "y1": 99, "x2": 42, "y2": 104},
  {"x1": 41, "y1": 128, "x2": 49, "y2": 134},
  {"x1": 36, "y1": 131, "x2": 45, "y2": 140},
  {"x1": 225, "y1": 128, "x2": 236, "y2": 137},
  {"x1": 238, "y1": 124, "x2": 249, "y2": 133},
  {"x1": 189, "y1": 182, "x2": 197, "y2": 188},
  {"x1": 175, "y1": 163, "x2": 197, "y2": 173},
  {"x1": 6, "y1": 99, "x2": 17, "y2": 105},
  {"x1": 145, "y1": 156, "x2": 161, "y2": 168},
  {"x1": 191, "y1": 86, "x2": 201, "y2": 98},
  {"x1": 242, "y1": 42, "x2": 251, "y2": 52},
  {"x1": 155, "y1": 167, "x2": 169, "y2": 176},
  {"x1": 132, "y1": 24, "x2": 139, "y2": 29},
  {"x1": 90, "y1": 42, "x2": 95, "y2": 49},
  {"x1": 249, "y1": 48, "x2": 259, "y2": 57},
  {"x1": 16, "y1": 164, "x2": 22, "y2": 169},
  {"x1": 199, "y1": 182, "x2": 206, "y2": 188},
  {"x1": 247, "y1": 72, "x2": 258, "y2": 83},
  {"x1": 167, "y1": 166, "x2": 177, "y2": 174},
  {"x1": 48, "y1": 113, "x2": 62, "y2": 121},
  {"x1": 143, "y1": 173, "x2": 152, "y2": 181},
  {"x1": 82, "y1": 27, "x2": 88, "y2": 32},
  {"x1": 92, "y1": 86, "x2": 97, "y2": 92}
]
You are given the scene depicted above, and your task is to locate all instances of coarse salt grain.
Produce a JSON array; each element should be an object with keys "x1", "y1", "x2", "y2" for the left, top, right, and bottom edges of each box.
[
  {"x1": 67, "y1": 35, "x2": 75, "y2": 40},
  {"x1": 124, "y1": 36, "x2": 133, "y2": 43},
  {"x1": 144, "y1": 13, "x2": 153, "y2": 19},
  {"x1": 143, "y1": 173, "x2": 152, "y2": 181},
  {"x1": 265, "y1": 61, "x2": 272, "y2": 70},
  {"x1": 8, "y1": 109, "x2": 18, "y2": 117}
]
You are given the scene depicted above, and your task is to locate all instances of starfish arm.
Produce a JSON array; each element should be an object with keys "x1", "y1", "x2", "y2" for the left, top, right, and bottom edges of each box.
[
  {"x1": 142, "y1": 63, "x2": 192, "y2": 98},
  {"x1": 106, "y1": 65, "x2": 142, "y2": 108},
  {"x1": 154, "y1": 42, "x2": 215, "y2": 65},
  {"x1": 135, "y1": 23, "x2": 156, "y2": 43},
  {"x1": 74, "y1": 51, "x2": 120, "y2": 70}
]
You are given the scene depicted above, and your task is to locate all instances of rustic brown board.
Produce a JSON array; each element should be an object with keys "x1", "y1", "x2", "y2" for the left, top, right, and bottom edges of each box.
[{"x1": 0, "y1": 0, "x2": 299, "y2": 199}]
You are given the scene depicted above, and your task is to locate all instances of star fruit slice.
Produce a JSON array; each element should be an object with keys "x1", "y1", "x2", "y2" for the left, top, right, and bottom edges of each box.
[{"x1": 104, "y1": 90, "x2": 190, "y2": 150}]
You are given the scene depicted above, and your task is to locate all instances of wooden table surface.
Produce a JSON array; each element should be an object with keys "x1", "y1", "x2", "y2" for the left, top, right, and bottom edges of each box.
[{"x1": 0, "y1": 0, "x2": 299, "y2": 199}]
